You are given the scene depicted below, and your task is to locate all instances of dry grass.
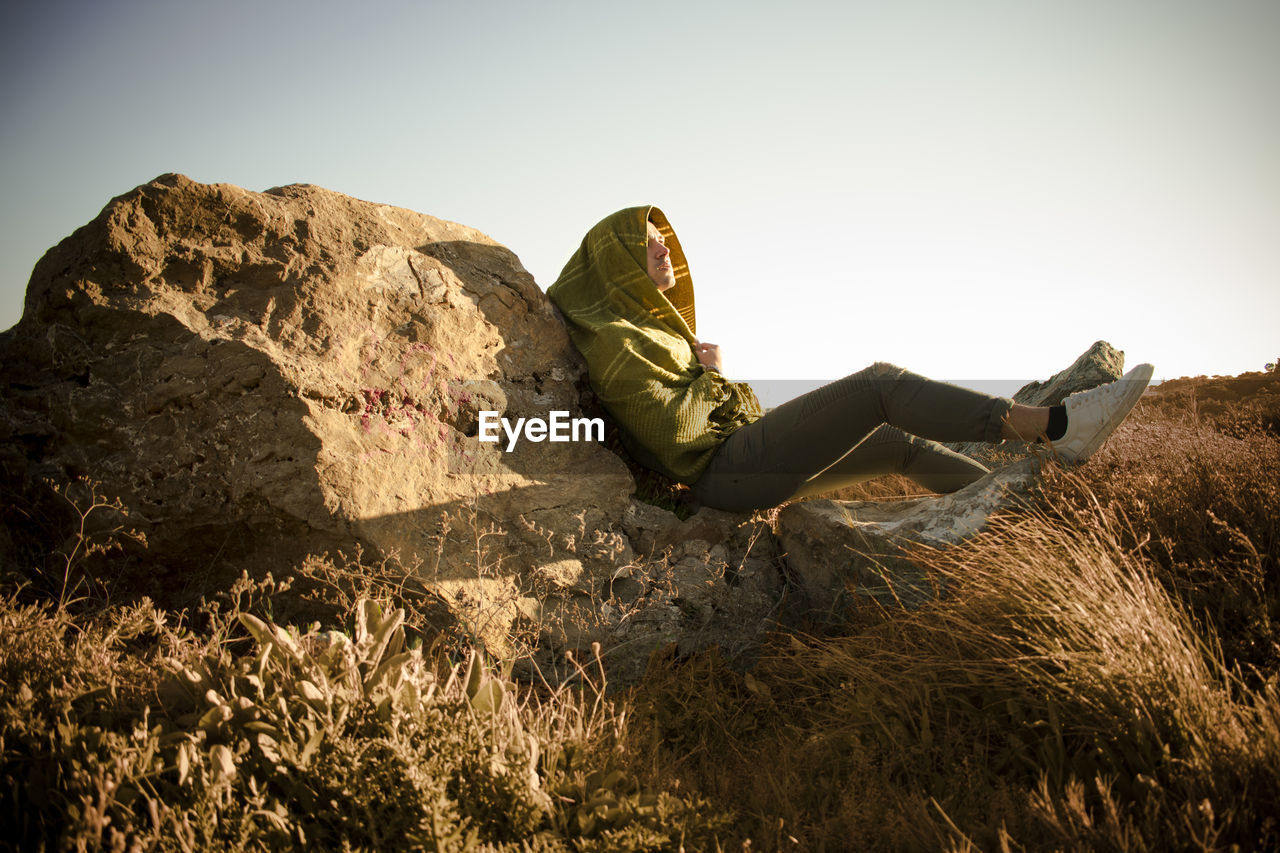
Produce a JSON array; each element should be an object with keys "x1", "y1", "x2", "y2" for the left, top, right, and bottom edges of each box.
[
  {"x1": 623, "y1": 395, "x2": 1280, "y2": 851},
  {"x1": 4, "y1": 378, "x2": 1279, "y2": 850},
  {"x1": 1054, "y1": 398, "x2": 1280, "y2": 677},
  {"x1": 822, "y1": 472, "x2": 927, "y2": 503}
]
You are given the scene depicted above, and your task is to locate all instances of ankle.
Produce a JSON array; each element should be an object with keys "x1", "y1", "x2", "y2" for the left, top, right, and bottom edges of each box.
[
  {"x1": 1045, "y1": 405, "x2": 1067, "y2": 441},
  {"x1": 1002, "y1": 404, "x2": 1052, "y2": 441}
]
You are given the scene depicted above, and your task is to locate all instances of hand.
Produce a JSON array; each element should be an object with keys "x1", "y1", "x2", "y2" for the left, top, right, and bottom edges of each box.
[{"x1": 694, "y1": 341, "x2": 723, "y2": 372}]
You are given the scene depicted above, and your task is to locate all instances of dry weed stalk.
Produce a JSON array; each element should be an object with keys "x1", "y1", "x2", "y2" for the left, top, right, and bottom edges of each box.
[{"x1": 629, "y1": 440, "x2": 1280, "y2": 850}]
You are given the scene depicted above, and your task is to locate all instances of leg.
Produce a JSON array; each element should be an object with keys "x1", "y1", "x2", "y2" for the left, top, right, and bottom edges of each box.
[
  {"x1": 792, "y1": 424, "x2": 991, "y2": 499},
  {"x1": 691, "y1": 362, "x2": 1014, "y2": 512},
  {"x1": 1004, "y1": 404, "x2": 1050, "y2": 441}
]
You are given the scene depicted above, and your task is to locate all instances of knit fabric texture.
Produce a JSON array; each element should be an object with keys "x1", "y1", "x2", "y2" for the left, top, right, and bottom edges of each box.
[{"x1": 546, "y1": 206, "x2": 764, "y2": 483}]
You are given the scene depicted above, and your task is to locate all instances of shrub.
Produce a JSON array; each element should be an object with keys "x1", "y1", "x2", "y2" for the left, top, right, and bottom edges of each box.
[
  {"x1": 0, "y1": 592, "x2": 730, "y2": 851},
  {"x1": 1057, "y1": 402, "x2": 1280, "y2": 676}
]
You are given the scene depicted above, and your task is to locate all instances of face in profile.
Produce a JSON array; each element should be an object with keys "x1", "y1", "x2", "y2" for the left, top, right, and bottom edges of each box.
[{"x1": 646, "y1": 220, "x2": 676, "y2": 291}]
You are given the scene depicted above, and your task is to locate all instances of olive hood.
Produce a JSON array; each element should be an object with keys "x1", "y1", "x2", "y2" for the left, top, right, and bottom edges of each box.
[{"x1": 546, "y1": 206, "x2": 762, "y2": 483}]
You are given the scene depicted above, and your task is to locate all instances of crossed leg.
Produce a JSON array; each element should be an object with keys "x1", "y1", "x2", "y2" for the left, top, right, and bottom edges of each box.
[
  {"x1": 790, "y1": 424, "x2": 991, "y2": 500},
  {"x1": 691, "y1": 362, "x2": 1024, "y2": 512}
]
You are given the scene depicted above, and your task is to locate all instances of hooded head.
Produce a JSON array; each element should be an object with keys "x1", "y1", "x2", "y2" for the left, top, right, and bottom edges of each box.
[
  {"x1": 545, "y1": 206, "x2": 762, "y2": 483},
  {"x1": 547, "y1": 206, "x2": 697, "y2": 342}
]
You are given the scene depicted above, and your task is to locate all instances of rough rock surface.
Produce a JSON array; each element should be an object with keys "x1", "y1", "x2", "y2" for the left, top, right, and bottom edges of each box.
[
  {"x1": 0, "y1": 174, "x2": 780, "y2": 681},
  {"x1": 948, "y1": 340, "x2": 1126, "y2": 464},
  {"x1": 778, "y1": 342, "x2": 1124, "y2": 622},
  {"x1": 1011, "y1": 340, "x2": 1126, "y2": 407}
]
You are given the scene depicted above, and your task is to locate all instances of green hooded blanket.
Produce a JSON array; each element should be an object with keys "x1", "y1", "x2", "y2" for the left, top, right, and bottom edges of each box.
[{"x1": 546, "y1": 206, "x2": 763, "y2": 483}]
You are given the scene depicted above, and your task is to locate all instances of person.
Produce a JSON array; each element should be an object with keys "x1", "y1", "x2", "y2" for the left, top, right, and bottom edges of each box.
[{"x1": 546, "y1": 206, "x2": 1153, "y2": 513}]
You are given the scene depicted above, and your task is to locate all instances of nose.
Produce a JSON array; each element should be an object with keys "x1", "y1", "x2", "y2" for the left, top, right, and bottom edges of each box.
[{"x1": 656, "y1": 243, "x2": 670, "y2": 259}]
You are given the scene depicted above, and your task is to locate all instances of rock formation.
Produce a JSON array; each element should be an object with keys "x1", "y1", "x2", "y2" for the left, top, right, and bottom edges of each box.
[{"x1": 0, "y1": 174, "x2": 779, "y2": 681}]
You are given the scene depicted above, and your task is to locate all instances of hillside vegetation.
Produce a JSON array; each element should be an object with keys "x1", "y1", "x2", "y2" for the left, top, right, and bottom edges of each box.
[{"x1": 3, "y1": 371, "x2": 1278, "y2": 851}]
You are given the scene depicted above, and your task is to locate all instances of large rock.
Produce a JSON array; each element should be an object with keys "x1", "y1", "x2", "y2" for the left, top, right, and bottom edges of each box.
[
  {"x1": 778, "y1": 342, "x2": 1124, "y2": 622},
  {"x1": 0, "y1": 174, "x2": 781, "y2": 680}
]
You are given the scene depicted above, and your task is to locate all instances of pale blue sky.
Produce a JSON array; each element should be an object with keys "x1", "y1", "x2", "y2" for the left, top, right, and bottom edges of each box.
[{"x1": 4, "y1": 0, "x2": 1277, "y2": 404}]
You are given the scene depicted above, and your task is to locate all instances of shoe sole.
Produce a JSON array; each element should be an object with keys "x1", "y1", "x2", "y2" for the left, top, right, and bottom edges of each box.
[{"x1": 1062, "y1": 363, "x2": 1154, "y2": 461}]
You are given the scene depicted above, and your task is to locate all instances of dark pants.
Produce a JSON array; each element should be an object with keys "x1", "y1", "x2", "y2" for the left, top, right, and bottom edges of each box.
[{"x1": 690, "y1": 362, "x2": 1013, "y2": 512}]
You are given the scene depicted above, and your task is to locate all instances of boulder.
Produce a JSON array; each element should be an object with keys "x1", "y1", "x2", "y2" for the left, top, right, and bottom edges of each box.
[
  {"x1": 0, "y1": 174, "x2": 781, "y2": 680},
  {"x1": 1011, "y1": 340, "x2": 1126, "y2": 406},
  {"x1": 777, "y1": 342, "x2": 1124, "y2": 622}
]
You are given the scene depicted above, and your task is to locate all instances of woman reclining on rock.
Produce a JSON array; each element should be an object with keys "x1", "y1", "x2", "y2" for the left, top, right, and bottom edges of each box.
[{"x1": 546, "y1": 206, "x2": 1152, "y2": 513}]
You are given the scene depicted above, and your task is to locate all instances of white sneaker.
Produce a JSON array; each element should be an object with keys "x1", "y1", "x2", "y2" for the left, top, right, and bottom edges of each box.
[{"x1": 1052, "y1": 363, "x2": 1155, "y2": 463}]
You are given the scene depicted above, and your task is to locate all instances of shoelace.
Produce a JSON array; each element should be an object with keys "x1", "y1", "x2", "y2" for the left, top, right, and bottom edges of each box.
[{"x1": 1071, "y1": 378, "x2": 1128, "y2": 406}]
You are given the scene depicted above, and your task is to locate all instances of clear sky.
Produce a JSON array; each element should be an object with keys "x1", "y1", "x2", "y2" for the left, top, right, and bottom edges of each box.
[{"x1": 4, "y1": 0, "x2": 1277, "y2": 406}]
